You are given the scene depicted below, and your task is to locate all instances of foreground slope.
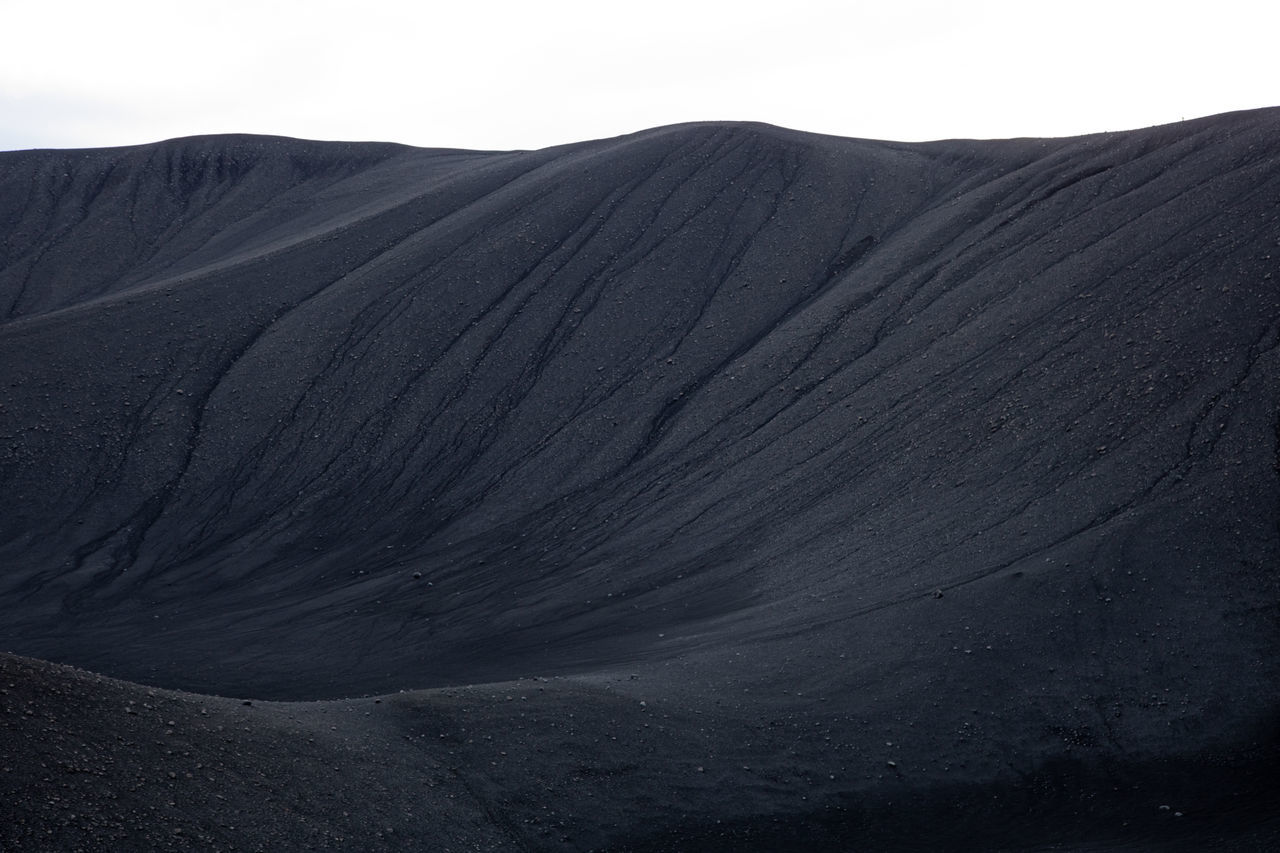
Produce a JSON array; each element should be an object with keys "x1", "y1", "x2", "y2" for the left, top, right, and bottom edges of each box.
[
  {"x1": 5, "y1": 650, "x2": 1277, "y2": 852},
  {"x1": 2, "y1": 111, "x2": 1279, "y2": 849}
]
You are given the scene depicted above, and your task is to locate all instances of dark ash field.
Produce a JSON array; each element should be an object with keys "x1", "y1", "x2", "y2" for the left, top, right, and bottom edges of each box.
[{"x1": 2, "y1": 109, "x2": 1279, "y2": 850}]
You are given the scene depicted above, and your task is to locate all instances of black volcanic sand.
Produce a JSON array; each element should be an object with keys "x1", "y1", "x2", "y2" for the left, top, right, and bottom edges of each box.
[{"x1": 2, "y1": 110, "x2": 1280, "y2": 850}]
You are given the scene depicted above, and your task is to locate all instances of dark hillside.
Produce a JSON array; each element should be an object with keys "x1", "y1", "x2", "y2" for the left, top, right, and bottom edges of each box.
[{"x1": 2, "y1": 110, "x2": 1279, "y2": 850}]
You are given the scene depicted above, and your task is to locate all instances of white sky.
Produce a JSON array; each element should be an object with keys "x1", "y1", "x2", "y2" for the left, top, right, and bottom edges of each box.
[{"x1": 1, "y1": 0, "x2": 1276, "y2": 152}]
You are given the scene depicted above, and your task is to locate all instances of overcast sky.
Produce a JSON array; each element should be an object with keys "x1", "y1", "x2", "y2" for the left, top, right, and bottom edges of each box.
[{"x1": 2, "y1": 0, "x2": 1276, "y2": 152}]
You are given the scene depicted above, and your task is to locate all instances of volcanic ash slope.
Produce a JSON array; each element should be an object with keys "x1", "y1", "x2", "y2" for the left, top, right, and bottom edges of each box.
[{"x1": 1, "y1": 110, "x2": 1279, "y2": 850}]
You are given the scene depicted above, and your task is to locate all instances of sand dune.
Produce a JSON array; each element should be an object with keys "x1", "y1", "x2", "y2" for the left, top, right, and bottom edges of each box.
[{"x1": 2, "y1": 110, "x2": 1279, "y2": 850}]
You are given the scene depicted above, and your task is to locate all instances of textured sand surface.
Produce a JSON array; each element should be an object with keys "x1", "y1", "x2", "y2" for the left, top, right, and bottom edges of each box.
[{"x1": 2, "y1": 110, "x2": 1279, "y2": 850}]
